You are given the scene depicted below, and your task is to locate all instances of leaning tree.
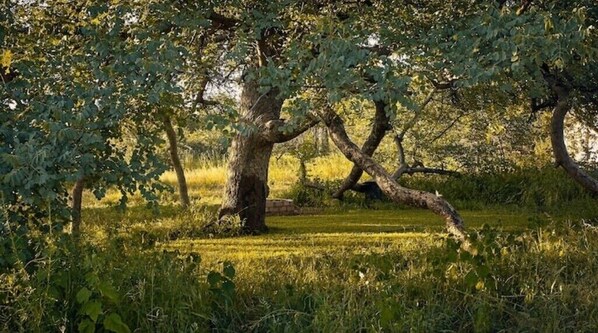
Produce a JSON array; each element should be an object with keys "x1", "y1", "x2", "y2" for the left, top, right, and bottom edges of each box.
[
  {"x1": 219, "y1": 0, "x2": 479, "y2": 239},
  {"x1": 417, "y1": 0, "x2": 598, "y2": 194}
]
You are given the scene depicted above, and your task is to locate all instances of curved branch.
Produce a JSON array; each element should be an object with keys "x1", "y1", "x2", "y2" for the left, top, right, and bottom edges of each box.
[
  {"x1": 391, "y1": 134, "x2": 458, "y2": 179},
  {"x1": 319, "y1": 107, "x2": 467, "y2": 241},
  {"x1": 262, "y1": 116, "x2": 320, "y2": 143},
  {"x1": 163, "y1": 115, "x2": 191, "y2": 207},
  {"x1": 550, "y1": 85, "x2": 598, "y2": 195},
  {"x1": 333, "y1": 100, "x2": 391, "y2": 199}
]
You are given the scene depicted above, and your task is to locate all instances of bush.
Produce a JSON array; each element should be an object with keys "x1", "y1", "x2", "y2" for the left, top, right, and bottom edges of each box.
[
  {"x1": 401, "y1": 167, "x2": 598, "y2": 213},
  {"x1": 283, "y1": 181, "x2": 330, "y2": 207}
]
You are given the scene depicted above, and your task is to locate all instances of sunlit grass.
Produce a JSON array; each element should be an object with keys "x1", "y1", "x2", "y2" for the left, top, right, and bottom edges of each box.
[
  {"x1": 156, "y1": 153, "x2": 353, "y2": 206},
  {"x1": 63, "y1": 154, "x2": 598, "y2": 331},
  {"x1": 160, "y1": 208, "x2": 533, "y2": 269}
]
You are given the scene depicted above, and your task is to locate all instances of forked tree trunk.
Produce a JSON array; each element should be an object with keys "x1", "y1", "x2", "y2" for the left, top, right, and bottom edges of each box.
[
  {"x1": 550, "y1": 84, "x2": 598, "y2": 195},
  {"x1": 71, "y1": 177, "x2": 85, "y2": 237},
  {"x1": 163, "y1": 115, "x2": 191, "y2": 208},
  {"x1": 320, "y1": 109, "x2": 467, "y2": 241},
  {"x1": 333, "y1": 100, "x2": 391, "y2": 199},
  {"x1": 219, "y1": 79, "x2": 284, "y2": 233}
]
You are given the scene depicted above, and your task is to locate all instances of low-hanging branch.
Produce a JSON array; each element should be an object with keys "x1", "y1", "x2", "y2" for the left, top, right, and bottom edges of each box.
[
  {"x1": 262, "y1": 115, "x2": 321, "y2": 143},
  {"x1": 318, "y1": 106, "x2": 468, "y2": 241}
]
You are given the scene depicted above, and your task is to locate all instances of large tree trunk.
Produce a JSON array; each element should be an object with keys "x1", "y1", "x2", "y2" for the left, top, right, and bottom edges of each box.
[
  {"x1": 550, "y1": 84, "x2": 598, "y2": 195},
  {"x1": 163, "y1": 115, "x2": 191, "y2": 208},
  {"x1": 71, "y1": 177, "x2": 85, "y2": 237},
  {"x1": 219, "y1": 79, "x2": 284, "y2": 233},
  {"x1": 333, "y1": 100, "x2": 391, "y2": 199},
  {"x1": 320, "y1": 108, "x2": 467, "y2": 241}
]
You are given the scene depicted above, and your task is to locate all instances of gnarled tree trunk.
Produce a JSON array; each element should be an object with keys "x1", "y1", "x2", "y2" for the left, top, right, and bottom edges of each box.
[
  {"x1": 333, "y1": 100, "x2": 391, "y2": 199},
  {"x1": 219, "y1": 79, "x2": 283, "y2": 233},
  {"x1": 163, "y1": 115, "x2": 191, "y2": 208},
  {"x1": 550, "y1": 84, "x2": 598, "y2": 195},
  {"x1": 219, "y1": 77, "x2": 319, "y2": 233},
  {"x1": 320, "y1": 108, "x2": 467, "y2": 241}
]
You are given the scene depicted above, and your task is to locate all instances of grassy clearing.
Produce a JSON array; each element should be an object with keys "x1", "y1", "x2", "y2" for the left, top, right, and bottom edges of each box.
[
  {"x1": 76, "y1": 205, "x2": 598, "y2": 331},
  {"x1": 88, "y1": 154, "x2": 350, "y2": 207},
  {"x1": 164, "y1": 209, "x2": 532, "y2": 266},
  {"x1": 7, "y1": 157, "x2": 598, "y2": 332},
  {"x1": 5, "y1": 200, "x2": 598, "y2": 332}
]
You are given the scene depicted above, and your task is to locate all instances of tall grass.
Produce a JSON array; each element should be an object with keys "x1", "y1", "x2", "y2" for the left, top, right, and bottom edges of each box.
[
  {"x1": 4, "y1": 208, "x2": 598, "y2": 332},
  {"x1": 402, "y1": 166, "x2": 598, "y2": 214}
]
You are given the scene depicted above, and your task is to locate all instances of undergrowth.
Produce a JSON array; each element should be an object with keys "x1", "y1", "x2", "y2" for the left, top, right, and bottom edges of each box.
[{"x1": 3, "y1": 208, "x2": 598, "y2": 332}]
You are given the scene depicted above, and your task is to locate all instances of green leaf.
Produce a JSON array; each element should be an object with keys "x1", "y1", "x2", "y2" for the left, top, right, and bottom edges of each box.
[
  {"x1": 476, "y1": 264, "x2": 491, "y2": 278},
  {"x1": 464, "y1": 270, "x2": 478, "y2": 288},
  {"x1": 76, "y1": 287, "x2": 92, "y2": 304},
  {"x1": 81, "y1": 300, "x2": 103, "y2": 322},
  {"x1": 207, "y1": 271, "x2": 221, "y2": 287},
  {"x1": 98, "y1": 282, "x2": 119, "y2": 303},
  {"x1": 223, "y1": 261, "x2": 235, "y2": 279},
  {"x1": 103, "y1": 313, "x2": 131, "y2": 333},
  {"x1": 222, "y1": 279, "x2": 235, "y2": 295},
  {"x1": 78, "y1": 319, "x2": 96, "y2": 333}
]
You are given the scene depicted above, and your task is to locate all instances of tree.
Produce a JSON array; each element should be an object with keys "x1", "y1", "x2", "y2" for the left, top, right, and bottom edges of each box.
[
  {"x1": 205, "y1": 2, "x2": 334, "y2": 233},
  {"x1": 416, "y1": 1, "x2": 598, "y2": 194},
  {"x1": 0, "y1": 0, "x2": 200, "y2": 236}
]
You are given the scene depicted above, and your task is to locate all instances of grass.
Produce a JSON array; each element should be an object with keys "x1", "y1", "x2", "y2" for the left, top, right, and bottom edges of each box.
[
  {"x1": 5, "y1": 200, "x2": 598, "y2": 331},
  {"x1": 68, "y1": 204, "x2": 598, "y2": 332},
  {"x1": 162, "y1": 208, "x2": 536, "y2": 277},
  {"x1": 5, "y1": 156, "x2": 598, "y2": 332}
]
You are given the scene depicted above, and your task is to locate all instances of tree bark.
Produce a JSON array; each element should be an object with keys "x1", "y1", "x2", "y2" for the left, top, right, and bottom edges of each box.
[
  {"x1": 163, "y1": 115, "x2": 191, "y2": 208},
  {"x1": 219, "y1": 78, "x2": 284, "y2": 234},
  {"x1": 319, "y1": 108, "x2": 467, "y2": 241},
  {"x1": 333, "y1": 100, "x2": 391, "y2": 199},
  {"x1": 71, "y1": 177, "x2": 85, "y2": 237},
  {"x1": 550, "y1": 84, "x2": 598, "y2": 195},
  {"x1": 219, "y1": 76, "x2": 319, "y2": 233}
]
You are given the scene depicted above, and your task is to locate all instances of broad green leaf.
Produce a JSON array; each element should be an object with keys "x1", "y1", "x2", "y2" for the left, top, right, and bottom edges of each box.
[
  {"x1": 76, "y1": 287, "x2": 92, "y2": 304},
  {"x1": 81, "y1": 300, "x2": 103, "y2": 322},
  {"x1": 103, "y1": 313, "x2": 131, "y2": 333},
  {"x1": 78, "y1": 319, "x2": 96, "y2": 333},
  {"x1": 223, "y1": 261, "x2": 235, "y2": 279}
]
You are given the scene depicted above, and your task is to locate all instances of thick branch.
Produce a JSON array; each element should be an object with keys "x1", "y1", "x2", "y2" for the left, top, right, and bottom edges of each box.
[
  {"x1": 402, "y1": 167, "x2": 460, "y2": 177},
  {"x1": 548, "y1": 82, "x2": 598, "y2": 195},
  {"x1": 71, "y1": 177, "x2": 85, "y2": 237},
  {"x1": 333, "y1": 100, "x2": 391, "y2": 199},
  {"x1": 319, "y1": 107, "x2": 467, "y2": 241},
  {"x1": 192, "y1": 75, "x2": 220, "y2": 111},
  {"x1": 263, "y1": 116, "x2": 320, "y2": 143}
]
